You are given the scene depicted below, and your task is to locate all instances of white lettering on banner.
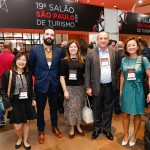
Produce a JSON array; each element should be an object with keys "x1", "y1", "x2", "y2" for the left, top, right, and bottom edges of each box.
[
  {"x1": 137, "y1": 28, "x2": 141, "y2": 32},
  {"x1": 35, "y1": 2, "x2": 46, "y2": 9},
  {"x1": 35, "y1": 2, "x2": 77, "y2": 29},
  {"x1": 49, "y1": 4, "x2": 74, "y2": 13},
  {"x1": 36, "y1": 19, "x2": 46, "y2": 26},
  {"x1": 142, "y1": 29, "x2": 150, "y2": 33},
  {"x1": 48, "y1": 20, "x2": 75, "y2": 28},
  {"x1": 137, "y1": 17, "x2": 150, "y2": 24}
]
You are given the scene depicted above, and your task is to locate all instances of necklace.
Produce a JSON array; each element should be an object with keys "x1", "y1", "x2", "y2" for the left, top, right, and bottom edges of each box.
[{"x1": 70, "y1": 57, "x2": 78, "y2": 61}]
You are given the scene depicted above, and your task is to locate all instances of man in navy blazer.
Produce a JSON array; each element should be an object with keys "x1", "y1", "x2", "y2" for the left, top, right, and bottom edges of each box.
[{"x1": 29, "y1": 26, "x2": 63, "y2": 144}]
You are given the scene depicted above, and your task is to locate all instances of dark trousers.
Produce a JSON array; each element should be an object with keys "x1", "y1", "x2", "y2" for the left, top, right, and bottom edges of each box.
[
  {"x1": 36, "y1": 86, "x2": 59, "y2": 132},
  {"x1": 58, "y1": 85, "x2": 64, "y2": 111},
  {"x1": 93, "y1": 83, "x2": 114, "y2": 132},
  {"x1": 114, "y1": 89, "x2": 121, "y2": 111}
]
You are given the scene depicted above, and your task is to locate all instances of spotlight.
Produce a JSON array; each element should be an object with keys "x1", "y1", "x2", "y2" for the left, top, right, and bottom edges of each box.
[{"x1": 138, "y1": 0, "x2": 142, "y2": 4}]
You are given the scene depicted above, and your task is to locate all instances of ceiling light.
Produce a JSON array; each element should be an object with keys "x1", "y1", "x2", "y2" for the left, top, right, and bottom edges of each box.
[
  {"x1": 114, "y1": 6, "x2": 117, "y2": 8},
  {"x1": 138, "y1": 0, "x2": 142, "y2": 4},
  {"x1": 101, "y1": 3, "x2": 104, "y2": 5},
  {"x1": 87, "y1": 0, "x2": 90, "y2": 2}
]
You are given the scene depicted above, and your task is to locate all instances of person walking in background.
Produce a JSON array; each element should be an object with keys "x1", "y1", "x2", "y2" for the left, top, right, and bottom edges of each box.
[
  {"x1": 114, "y1": 41, "x2": 124, "y2": 115},
  {"x1": 77, "y1": 38, "x2": 88, "y2": 58},
  {"x1": 77, "y1": 38, "x2": 93, "y2": 108},
  {"x1": 85, "y1": 31, "x2": 117, "y2": 141},
  {"x1": 29, "y1": 26, "x2": 63, "y2": 144},
  {"x1": 108, "y1": 39, "x2": 117, "y2": 49},
  {"x1": 60, "y1": 40, "x2": 85, "y2": 139},
  {"x1": 140, "y1": 40, "x2": 150, "y2": 115},
  {"x1": 0, "y1": 42, "x2": 4, "y2": 53},
  {"x1": 0, "y1": 41, "x2": 14, "y2": 127},
  {"x1": 0, "y1": 53, "x2": 36, "y2": 150},
  {"x1": 140, "y1": 40, "x2": 150, "y2": 62},
  {"x1": 120, "y1": 37, "x2": 150, "y2": 147}
]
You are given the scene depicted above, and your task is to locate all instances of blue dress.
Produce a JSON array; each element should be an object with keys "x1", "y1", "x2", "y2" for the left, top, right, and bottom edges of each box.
[{"x1": 120, "y1": 56, "x2": 150, "y2": 115}]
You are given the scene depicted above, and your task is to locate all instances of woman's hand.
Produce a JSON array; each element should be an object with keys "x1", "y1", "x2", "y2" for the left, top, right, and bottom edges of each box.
[
  {"x1": 146, "y1": 93, "x2": 150, "y2": 103},
  {"x1": 32, "y1": 100, "x2": 36, "y2": 106},
  {"x1": 64, "y1": 91, "x2": 69, "y2": 100},
  {"x1": 7, "y1": 107, "x2": 13, "y2": 111}
]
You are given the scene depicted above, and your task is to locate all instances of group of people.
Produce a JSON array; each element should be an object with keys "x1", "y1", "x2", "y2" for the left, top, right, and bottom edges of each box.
[{"x1": 0, "y1": 26, "x2": 150, "y2": 149}]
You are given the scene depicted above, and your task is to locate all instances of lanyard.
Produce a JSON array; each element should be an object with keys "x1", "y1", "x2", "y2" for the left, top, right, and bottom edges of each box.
[{"x1": 18, "y1": 74, "x2": 24, "y2": 87}]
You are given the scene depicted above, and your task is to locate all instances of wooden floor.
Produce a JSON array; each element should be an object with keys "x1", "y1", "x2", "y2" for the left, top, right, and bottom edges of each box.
[{"x1": 0, "y1": 104, "x2": 147, "y2": 150}]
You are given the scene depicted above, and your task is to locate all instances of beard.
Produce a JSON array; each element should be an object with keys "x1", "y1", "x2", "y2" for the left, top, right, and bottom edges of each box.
[{"x1": 44, "y1": 38, "x2": 55, "y2": 46}]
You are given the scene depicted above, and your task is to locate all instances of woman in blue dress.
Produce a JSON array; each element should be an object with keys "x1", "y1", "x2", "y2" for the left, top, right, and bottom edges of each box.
[{"x1": 120, "y1": 37, "x2": 150, "y2": 147}]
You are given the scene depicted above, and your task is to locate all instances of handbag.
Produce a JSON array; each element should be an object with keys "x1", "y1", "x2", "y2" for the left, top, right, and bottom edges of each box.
[
  {"x1": 141, "y1": 56, "x2": 149, "y2": 96},
  {"x1": 2, "y1": 70, "x2": 12, "y2": 110},
  {"x1": 82, "y1": 95, "x2": 94, "y2": 124}
]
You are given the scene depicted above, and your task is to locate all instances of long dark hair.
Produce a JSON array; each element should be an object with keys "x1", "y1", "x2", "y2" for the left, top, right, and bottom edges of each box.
[
  {"x1": 11, "y1": 52, "x2": 29, "y2": 72},
  {"x1": 123, "y1": 36, "x2": 141, "y2": 57}
]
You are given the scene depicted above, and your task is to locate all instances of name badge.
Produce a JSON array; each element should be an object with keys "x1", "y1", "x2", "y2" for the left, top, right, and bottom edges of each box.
[
  {"x1": 47, "y1": 58, "x2": 52, "y2": 69},
  {"x1": 101, "y1": 58, "x2": 109, "y2": 66},
  {"x1": 69, "y1": 70, "x2": 77, "y2": 80},
  {"x1": 127, "y1": 69, "x2": 136, "y2": 80},
  {"x1": 19, "y1": 88, "x2": 28, "y2": 99}
]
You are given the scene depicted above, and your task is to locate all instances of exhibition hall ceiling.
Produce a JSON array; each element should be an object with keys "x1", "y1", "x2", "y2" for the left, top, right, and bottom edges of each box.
[{"x1": 70, "y1": 0, "x2": 150, "y2": 15}]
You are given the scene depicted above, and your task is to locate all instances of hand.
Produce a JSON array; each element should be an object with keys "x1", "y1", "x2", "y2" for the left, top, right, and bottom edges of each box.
[
  {"x1": 32, "y1": 100, "x2": 36, "y2": 106},
  {"x1": 7, "y1": 107, "x2": 13, "y2": 111},
  {"x1": 119, "y1": 90, "x2": 122, "y2": 97},
  {"x1": 146, "y1": 93, "x2": 150, "y2": 103},
  {"x1": 86, "y1": 88, "x2": 92, "y2": 96},
  {"x1": 64, "y1": 91, "x2": 69, "y2": 100}
]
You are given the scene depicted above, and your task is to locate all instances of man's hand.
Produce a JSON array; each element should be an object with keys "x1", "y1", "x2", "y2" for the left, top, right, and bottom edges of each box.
[{"x1": 86, "y1": 88, "x2": 92, "y2": 96}]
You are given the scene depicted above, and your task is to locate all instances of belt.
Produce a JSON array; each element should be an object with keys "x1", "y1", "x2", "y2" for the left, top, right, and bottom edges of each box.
[{"x1": 100, "y1": 82, "x2": 112, "y2": 86}]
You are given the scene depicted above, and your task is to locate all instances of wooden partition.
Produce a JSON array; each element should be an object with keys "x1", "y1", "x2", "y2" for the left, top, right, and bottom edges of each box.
[
  {"x1": 119, "y1": 34, "x2": 150, "y2": 47},
  {"x1": 68, "y1": 34, "x2": 89, "y2": 43}
]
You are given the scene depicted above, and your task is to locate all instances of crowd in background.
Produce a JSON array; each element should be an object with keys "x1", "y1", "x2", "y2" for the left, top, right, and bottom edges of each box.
[{"x1": 0, "y1": 26, "x2": 150, "y2": 149}]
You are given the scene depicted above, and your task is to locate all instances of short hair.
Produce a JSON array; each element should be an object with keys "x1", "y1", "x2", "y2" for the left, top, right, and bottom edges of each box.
[
  {"x1": 108, "y1": 39, "x2": 117, "y2": 46},
  {"x1": 43, "y1": 26, "x2": 55, "y2": 33},
  {"x1": 3, "y1": 41, "x2": 12, "y2": 49},
  {"x1": 123, "y1": 36, "x2": 141, "y2": 57},
  {"x1": 140, "y1": 40, "x2": 148, "y2": 48},
  {"x1": 12, "y1": 52, "x2": 29, "y2": 72},
  {"x1": 77, "y1": 38, "x2": 88, "y2": 56}
]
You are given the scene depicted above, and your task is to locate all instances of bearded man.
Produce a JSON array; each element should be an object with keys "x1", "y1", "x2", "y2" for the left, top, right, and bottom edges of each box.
[{"x1": 29, "y1": 26, "x2": 63, "y2": 144}]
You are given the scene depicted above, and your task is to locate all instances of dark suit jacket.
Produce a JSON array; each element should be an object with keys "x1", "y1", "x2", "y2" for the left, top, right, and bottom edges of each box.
[
  {"x1": 85, "y1": 47, "x2": 117, "y2": 96},
  {"x1": 29, "y1": 44, "x2": 63, "y2": 93}
]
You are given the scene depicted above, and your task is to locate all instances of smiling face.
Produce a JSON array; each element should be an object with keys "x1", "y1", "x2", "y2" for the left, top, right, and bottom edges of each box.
[
  {"x1": 126, "y1": 39, "x2": 139, "y2": 55},
  {"x1": 97, "y1": 32, "x2": 109, "y2": 50},
  {"x1": 69, "y1": 42, "x2": 78, "y2": 57},
  {"x1": 16, "y1": 55, "x2": 27, "y2": 70}
]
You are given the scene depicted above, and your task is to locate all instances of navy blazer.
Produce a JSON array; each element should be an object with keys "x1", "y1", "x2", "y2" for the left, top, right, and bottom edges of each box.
[{"x1": 29, "y1": 44, "x2": 63, "y2": 93}]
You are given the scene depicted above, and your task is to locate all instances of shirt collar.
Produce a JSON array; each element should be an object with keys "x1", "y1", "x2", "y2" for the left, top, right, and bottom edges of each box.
[
  {"x1": 98, "y1": 47, "x2": 109, "y2": 53},
  {"x1": 43, "y1": 44, "x2": 52, "y2": 52}
]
